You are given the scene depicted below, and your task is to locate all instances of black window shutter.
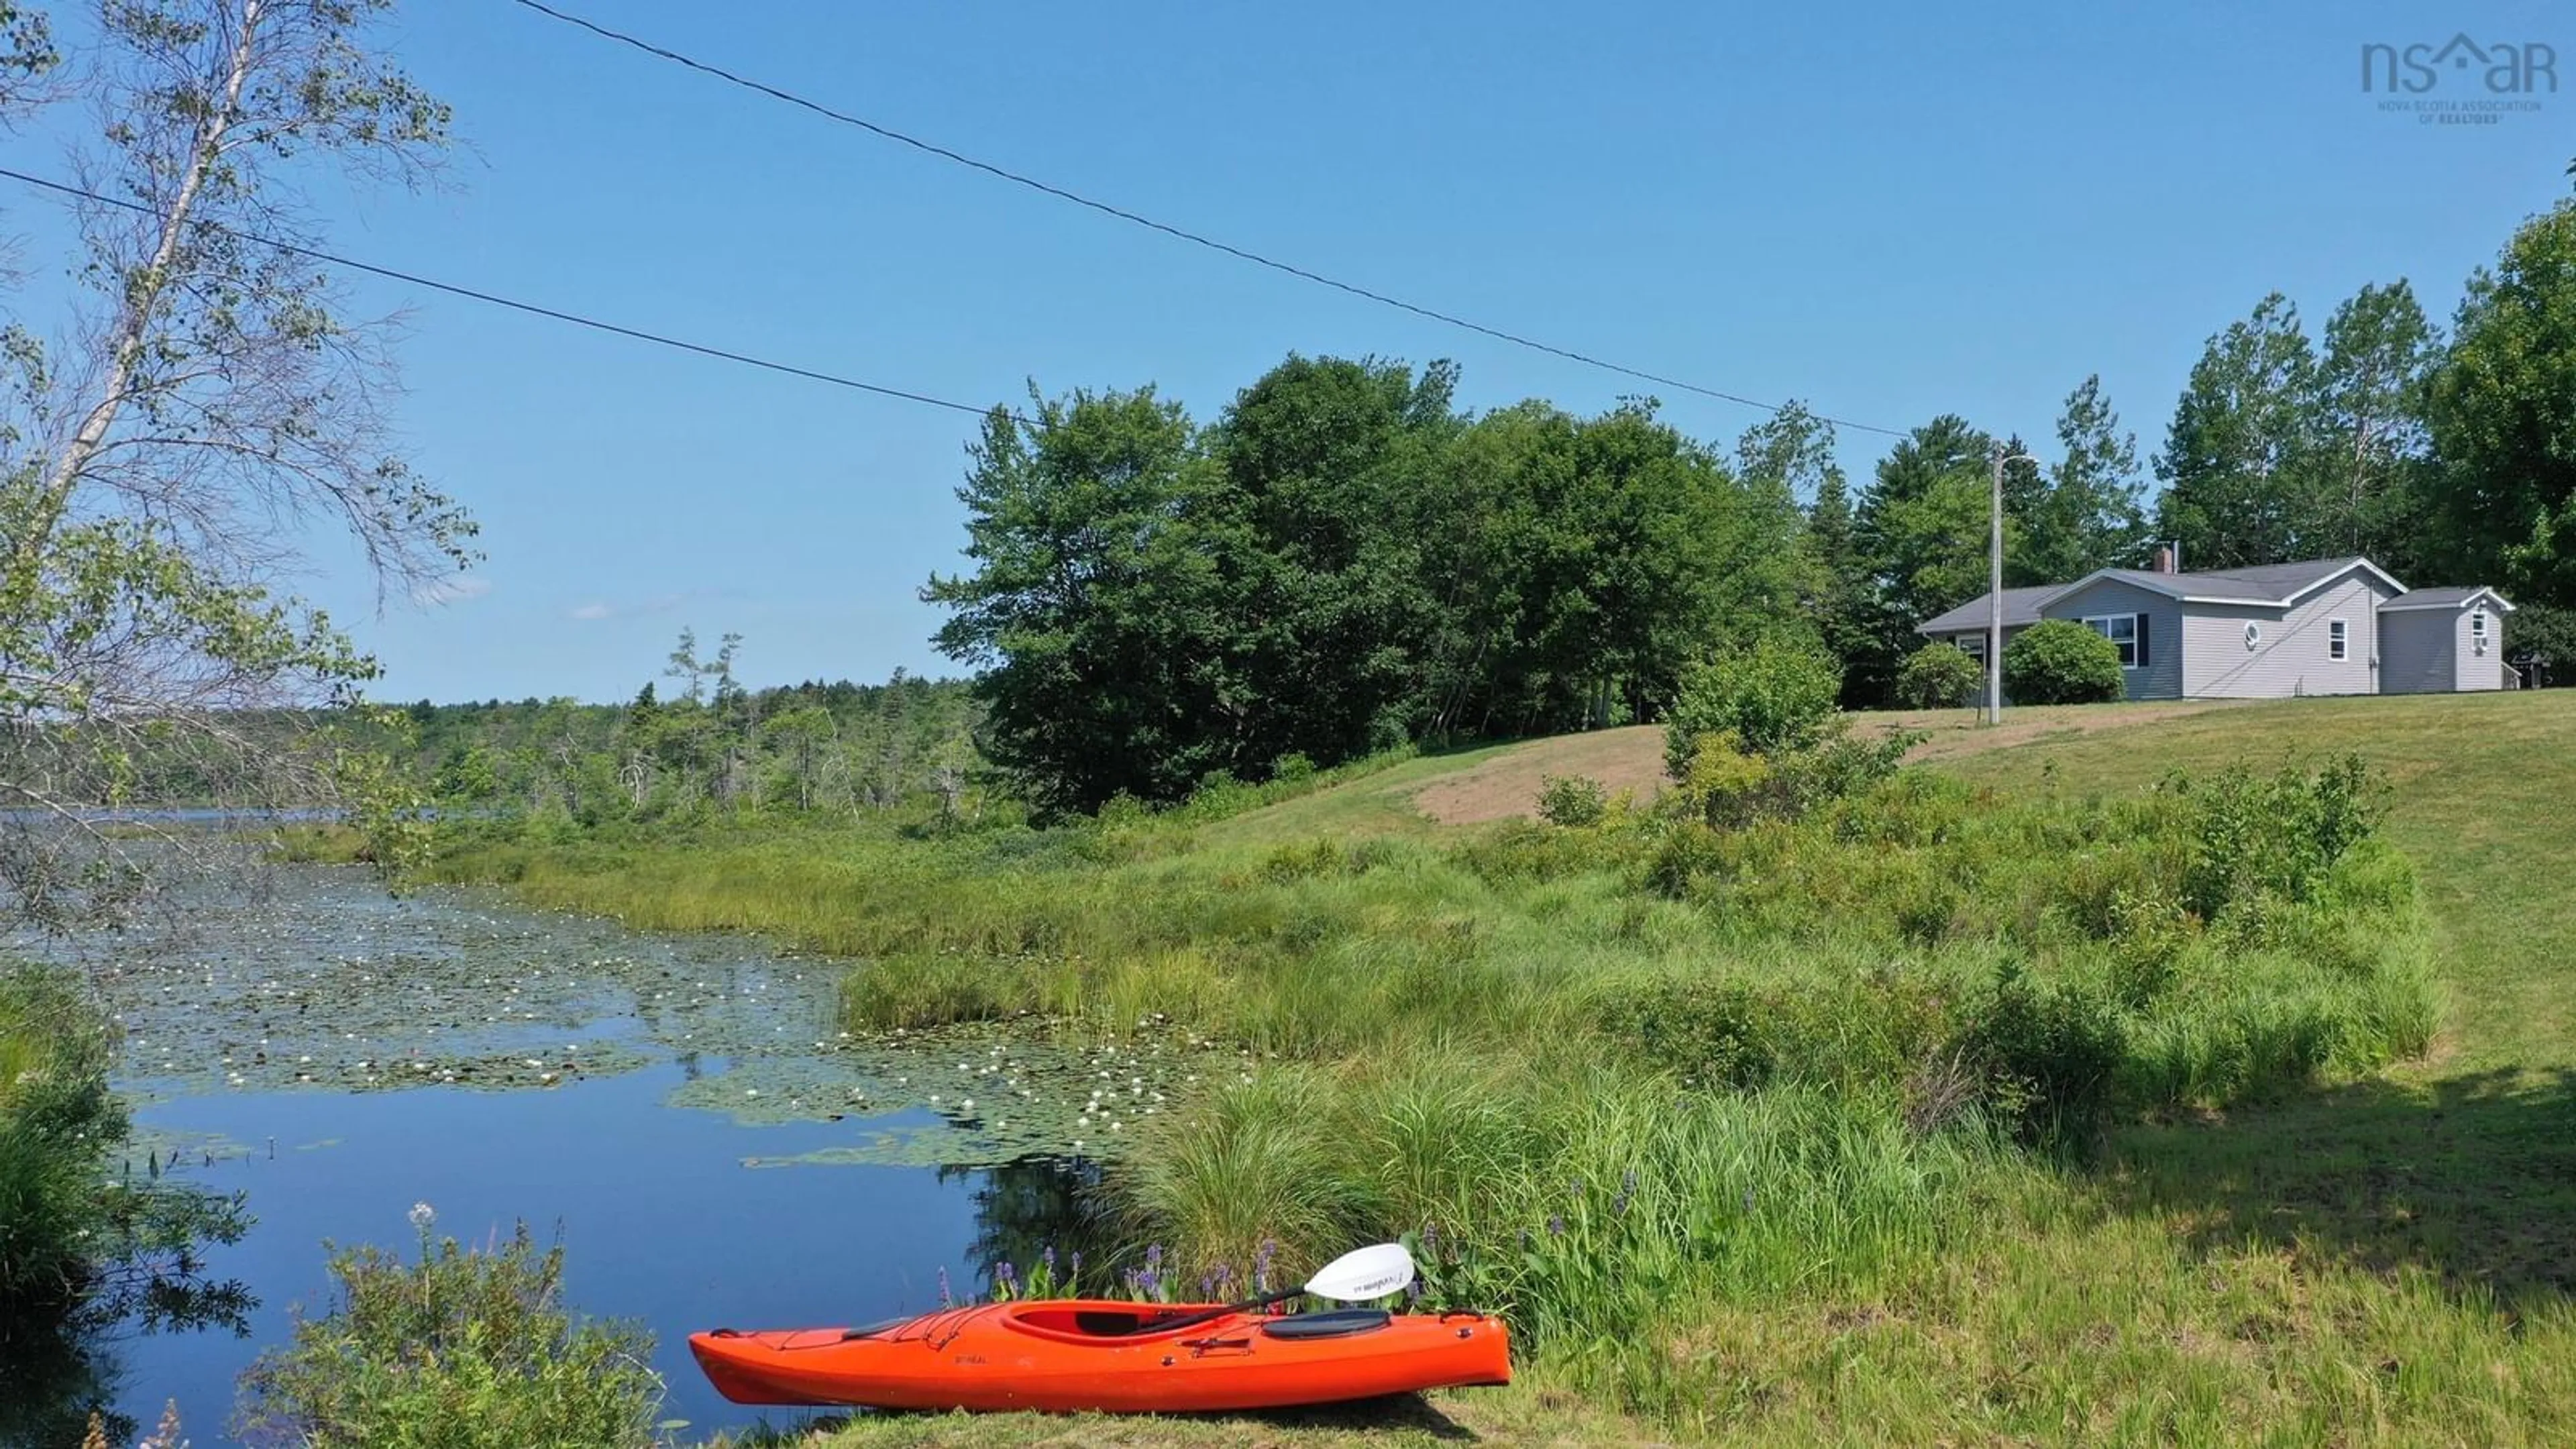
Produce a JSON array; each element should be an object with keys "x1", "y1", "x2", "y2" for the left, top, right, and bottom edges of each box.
[{"x1": 2135, "y1": 612, "x2": 2151, "y2": 667}]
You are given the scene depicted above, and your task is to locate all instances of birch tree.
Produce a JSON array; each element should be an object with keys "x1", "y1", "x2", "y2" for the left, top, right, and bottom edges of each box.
[{"x1": 0, "y1": 1, "x2": 474, "y2": 922}]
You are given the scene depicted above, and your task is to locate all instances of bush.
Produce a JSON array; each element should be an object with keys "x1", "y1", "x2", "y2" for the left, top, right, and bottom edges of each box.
[
  {"x1": 235, "y1": 1213, "x2": 663, "y2": 1449},
  {"x1": 1962, "y1": 961, "x2": 2126, "y2": 1146},
  {"x1": 2002, "y1": 620, "x2": 2125, "y2": 704},
  {"x1": 1894, "y1": 641, "x2": 1987, "y2": 708},
  {"x1": 1670, "y1": 725, "x2": 1915, "y2": 832},
  {"x1": 2177, "y1": 755, "x2": 2389, "y2": 921},
  {"x1": 1663, "y1": 639, "x2": 1841, "y2": 776},
  {"x1": 1596, "y1": 977, "x2": 1774, "y2": 1087},
  {"x1": 1536, "y1": 774, "x2": 1610, "y2": 828}
]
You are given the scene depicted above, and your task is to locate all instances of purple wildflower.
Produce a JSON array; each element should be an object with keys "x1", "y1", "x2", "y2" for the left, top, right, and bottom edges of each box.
[
  {"x1": 1043, "y1": 1245, "x2": 1058, "y2": 1277},
  {"x1": 1547, "y1": 1214, "x2": 1565, "y2": 1237},
  {"x1": 938, "y1": 1265, "x2": 953, "y2": 1309},
  {"x1": 1254, "y1": 1239, "x2": 1276, "y2": 1293},
  {"x1": 1421, "y1": 1220, "x2": 1440, "y2": 1256},
  {"x1": 996, "y1": 1260, "x2": 1018, "y2": 1299}
]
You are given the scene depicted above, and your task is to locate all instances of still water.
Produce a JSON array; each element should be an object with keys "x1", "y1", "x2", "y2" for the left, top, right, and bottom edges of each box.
[{"x1": 18, "y1": 863, "x2": 1140, "y2": 1445}]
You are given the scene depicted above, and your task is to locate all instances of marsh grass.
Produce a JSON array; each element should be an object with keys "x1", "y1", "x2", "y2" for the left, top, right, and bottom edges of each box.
[{"x1": 425, "y1": 709, "x2": 2576, "y2": 1447}]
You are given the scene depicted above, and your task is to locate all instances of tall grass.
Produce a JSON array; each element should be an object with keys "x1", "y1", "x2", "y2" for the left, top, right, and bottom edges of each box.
[
  {"x1": 440, "y1": 759, "x2": 2439, "y2": 1134},
  {"x1": 0, "y1": 964, "x2": 124, "y2": 1311},
  {"x1": 1116, "y1": 1052, "x2": 2015, "y2": 1417}
]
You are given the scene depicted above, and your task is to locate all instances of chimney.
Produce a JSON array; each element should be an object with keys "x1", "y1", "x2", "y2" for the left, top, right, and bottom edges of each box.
[{"x1": 2153, "y1": 545, "x2": 2176, "y2": 574}]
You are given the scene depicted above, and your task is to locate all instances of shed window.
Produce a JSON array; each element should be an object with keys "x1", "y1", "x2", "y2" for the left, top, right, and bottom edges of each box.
[
  {"x1": 2083, "y1": 614, "x2": 2146, "y2": 668},
  {"x1": 2471, "y1": 608, "x2": 2490, "y2": 642},
  {"x1": 2328, "y1": 619, "x2": 2349, "y2": 661}
]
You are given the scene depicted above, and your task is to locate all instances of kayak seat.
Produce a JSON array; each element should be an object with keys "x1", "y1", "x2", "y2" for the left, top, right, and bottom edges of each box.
[
  {"x1": 1258, "y1": 1309, "x2": 1393, "y2": 1340},
  {"x1": 1077, "y1": 1309, "x2": 1165, "y2": 1336}
]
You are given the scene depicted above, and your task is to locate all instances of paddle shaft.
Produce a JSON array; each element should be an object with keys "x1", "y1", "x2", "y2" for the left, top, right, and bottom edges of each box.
[{"x1": 1143, "y1": 1285, "x2": 1304, "y2": 1336}]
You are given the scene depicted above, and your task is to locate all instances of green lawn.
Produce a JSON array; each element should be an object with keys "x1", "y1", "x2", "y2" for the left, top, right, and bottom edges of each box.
[
  {"x1": 724, "y1": 690, "x2": 2576, "y2": 1446},
  {"x1": 1945, "y1": 691, "x2": 2576, "y2": 1320}
]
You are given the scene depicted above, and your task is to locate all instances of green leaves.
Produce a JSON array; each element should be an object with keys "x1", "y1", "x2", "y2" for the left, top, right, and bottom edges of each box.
[
  {"x1": 926, "y1": 358, "x2": 1818, "y2": 814},
  {"x1": 2153, "y1": 284, "x2": 2439, "y2": 573},
  {"x1": 2002, "y1": 619, "x2": 2125, "y2": 705},
  {"x1": 2424, "y1": 201, "x2": 2576, "y2": 609}
]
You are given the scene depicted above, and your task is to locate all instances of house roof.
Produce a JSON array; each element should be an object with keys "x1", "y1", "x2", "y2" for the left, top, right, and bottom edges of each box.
[
  {"x1": 2379, "y1": 585, "x2": 2517, "y2": 613},
  {"x1": 1919, "y1": 557, "x2": 2406, "y2": 635},
  {"x1": 1919, "y1": 586, "x2": 2061, "y2": 636}
]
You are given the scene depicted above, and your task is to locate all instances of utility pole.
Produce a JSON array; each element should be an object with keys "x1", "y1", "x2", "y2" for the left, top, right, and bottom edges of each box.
[
  {"x1": 1986, "y1": 445, "x2": 2039, "y2": 727},
  {"x1": 1988, "y1": 450, "x2": 2004, "y2": 727}
]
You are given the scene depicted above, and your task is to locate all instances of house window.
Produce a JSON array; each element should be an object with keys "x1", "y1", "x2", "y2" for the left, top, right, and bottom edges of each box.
[
  {"x1": 2082, "y1": 614, "x2": 2146, "y2": 668},
  {"x1": 2328, "y1": 619, "x2": 2349, "y2": 661},
  {"x1": 1953, "y1": 633, "x2": 1985, "y2": 663}
]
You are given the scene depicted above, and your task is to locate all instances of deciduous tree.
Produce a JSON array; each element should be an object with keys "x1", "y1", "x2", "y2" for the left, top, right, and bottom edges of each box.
[{"x1": 0, "y1": 0, "x2": 474, "y2": 924}]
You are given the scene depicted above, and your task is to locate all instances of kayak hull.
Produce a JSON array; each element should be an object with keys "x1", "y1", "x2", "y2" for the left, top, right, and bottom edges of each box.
[{"x1": 690, "y1": 1300, "x2": 1511, "y2": 1413}]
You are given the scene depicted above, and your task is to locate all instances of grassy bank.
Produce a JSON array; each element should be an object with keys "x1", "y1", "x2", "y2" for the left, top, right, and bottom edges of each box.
[{"x1": 405, "y1": 694, "x2": 2576, "y2": 1443}]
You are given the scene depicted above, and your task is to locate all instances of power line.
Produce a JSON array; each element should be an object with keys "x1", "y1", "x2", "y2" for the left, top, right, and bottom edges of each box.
[
  {"x1": 504, "y1": 0, "x2": 1906, "y2": 439},
  {"x1": 0, "y1": 167, "x2": 1018, "y2": 426}
]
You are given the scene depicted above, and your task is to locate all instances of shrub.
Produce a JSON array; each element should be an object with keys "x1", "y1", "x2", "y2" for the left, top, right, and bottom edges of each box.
[
  {"x1": 2177, "y1": 755, "x2": 2390, "y2": 921},
  {"x1": 1894, "y1": 641, "x2": 1986, "y2": 708},
  {"x1": 1672, "y1": 731, "x2": 1774, "y2": 829},
  {"x1": 1663, "y1": 639, "x2": 1841, "y2": 776},
  {"x1": 1536, "y1": 774, "x2": 1611, "y2": 828},
  {"x1": 1962, "y1": 961, "x2": 2126, "y2": 1146},
  {"x1": 1596, "y1": 977, "x2": 1774, "y2": 1087},
  {"x1": 1670, "y1": 725, "x2": 1915, "y2": 831},
  {"x1": 2002, "y1": 619, "x2": 2125, "y2": 704},
  {"x1": 235, "y1": 1213, "x2": 663, "y2": 1449}
]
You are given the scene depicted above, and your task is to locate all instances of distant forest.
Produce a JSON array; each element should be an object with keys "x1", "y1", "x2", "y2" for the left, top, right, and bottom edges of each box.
[{"x1": 388, "y1": 632, "x2": 979, "y2": 824}]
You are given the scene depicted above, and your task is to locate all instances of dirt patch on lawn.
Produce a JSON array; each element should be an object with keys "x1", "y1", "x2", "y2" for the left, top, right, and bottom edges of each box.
[
  {"x1": 1409, "y1": 700, "x2": 2253, "y2": 826},
  {"x1": 1409, "y1": 725, "x2": 1672, "y2": 826}
]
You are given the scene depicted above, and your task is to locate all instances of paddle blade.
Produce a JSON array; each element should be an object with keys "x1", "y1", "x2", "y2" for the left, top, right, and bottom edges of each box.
[{"x1": 1303, "y1": 1242, "x2": 1415, "y2": 1302}]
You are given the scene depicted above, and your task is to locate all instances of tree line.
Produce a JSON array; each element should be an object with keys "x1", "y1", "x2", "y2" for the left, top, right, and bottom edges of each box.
[
  {"x1": 391, "y1": 632, "x2": 980, "y2": 825},
  {"x1": 928, "y1": 192, "x2": 2576, "y2": 812}
]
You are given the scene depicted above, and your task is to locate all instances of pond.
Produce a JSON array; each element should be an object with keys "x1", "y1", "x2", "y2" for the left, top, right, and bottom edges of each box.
[{"x1": 7, "y1": 862, "x2": 1218, "y2": 1446}]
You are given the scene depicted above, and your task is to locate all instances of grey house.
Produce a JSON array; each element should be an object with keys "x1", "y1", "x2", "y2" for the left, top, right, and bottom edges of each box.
[{"x1": 1919, "y1": 555, "x2": 2515, "y2": 699}]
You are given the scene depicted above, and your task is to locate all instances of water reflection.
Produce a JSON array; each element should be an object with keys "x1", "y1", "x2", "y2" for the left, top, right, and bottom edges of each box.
[
  {"x1": 4, "y1": 865, "x2": 1165, "y2": 1443},
  {"x1": 0, "y1": 1263, "x2": 254, "y2": 1449},
  {"x1": 949, "y1": 1155, "x2": 1117, "y2": 1293}
]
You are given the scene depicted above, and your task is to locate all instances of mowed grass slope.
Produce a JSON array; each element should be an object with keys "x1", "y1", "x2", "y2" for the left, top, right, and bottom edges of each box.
[
  {"x1": 753, "y1": 690, "x2": 2576, "y2": 1447},
  {"x1": 1945, "y1": 690, "x2": 2576, "y2": 1318}
]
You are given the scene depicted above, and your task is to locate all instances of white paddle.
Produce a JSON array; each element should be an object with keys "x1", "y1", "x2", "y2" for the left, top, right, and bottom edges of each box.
[{"x1": 1140, "y1": 1242, "x2": 1417, "y2": 1334}]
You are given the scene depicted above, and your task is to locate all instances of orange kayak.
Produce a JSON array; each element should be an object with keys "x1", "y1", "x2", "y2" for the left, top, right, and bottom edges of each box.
[{"x1": 690, "y1": 1301, "x2": 1511, "y2": 1413}]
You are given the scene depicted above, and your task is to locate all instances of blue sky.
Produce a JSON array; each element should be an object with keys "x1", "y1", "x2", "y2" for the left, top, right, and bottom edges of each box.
[{"x1": 7, "y1": 0, "x2": 2569, "y2": 702}]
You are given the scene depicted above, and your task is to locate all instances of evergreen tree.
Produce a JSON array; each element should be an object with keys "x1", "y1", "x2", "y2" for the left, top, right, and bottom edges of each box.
[
  {"x1": 2031, "y1": 375, "x2": 2148, "y2": 581},
  {"x1": 2154, "y1": 294, "x2": 2320, "y2": 568}
]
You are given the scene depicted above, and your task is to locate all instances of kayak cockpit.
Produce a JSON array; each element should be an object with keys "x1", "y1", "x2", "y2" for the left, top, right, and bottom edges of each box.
[
  {"x1": 997, "y1": 1302, "x2": 1399, "y2": 1344},
  {"x1": 1001, "y1": 1302, "x2": 1214, "y2": 1341}
]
